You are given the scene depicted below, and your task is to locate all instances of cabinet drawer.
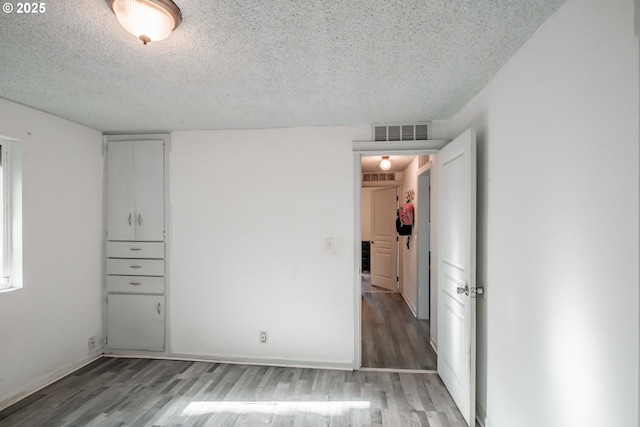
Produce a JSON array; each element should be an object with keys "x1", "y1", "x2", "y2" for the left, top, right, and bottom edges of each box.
[
  {"x1": 107, "y1": 275, "x2": 164, "y2": 294},
  {"x1": 107, "y1": 258, "x2": 164, "y2": 276},
  {"x1": 107, "y1": 241, "x2": 164, "y2": 259}
]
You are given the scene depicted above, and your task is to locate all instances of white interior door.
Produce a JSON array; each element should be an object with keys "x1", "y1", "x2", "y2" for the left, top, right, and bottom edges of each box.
[
  {"x1": 370, "y1": 187, "x2": 397, "y2": 291},
  {"x1": 437, "y1": 128, "x2": 477, "y2": 426}
]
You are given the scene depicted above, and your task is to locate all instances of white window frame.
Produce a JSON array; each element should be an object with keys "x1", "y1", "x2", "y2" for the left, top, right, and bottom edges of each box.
[{"x1": 0, "y1": 137, "x2": 22, "y2": 292}]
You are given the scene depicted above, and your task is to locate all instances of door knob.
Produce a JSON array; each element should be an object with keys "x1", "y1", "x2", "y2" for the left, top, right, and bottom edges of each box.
[
  {"x1": 456, "y1": 285, "x2": 469, "y2": 296},
  {"x1": 456, "y1": 285, "x2": 484, "y2": 298}
]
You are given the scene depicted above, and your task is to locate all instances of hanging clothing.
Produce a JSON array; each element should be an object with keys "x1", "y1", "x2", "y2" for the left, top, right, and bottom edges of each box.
[
  {"x1": 396, "y1": 204, "x2": 414, "y2": 249},
  {"x1": 399, "y1": 203, "x2": 414, "y2": 226}
]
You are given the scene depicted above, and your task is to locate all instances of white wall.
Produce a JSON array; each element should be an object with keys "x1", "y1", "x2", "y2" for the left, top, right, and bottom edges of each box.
[
  {"x1": 0, "y1": 98, "x2": 104, "y2": 408},
  {"x1": 170, "y1": 126, "x2": 369, "y2": 367},
  {"x1": 450, "y1": 0, "x2": 639, "y2": 425}
]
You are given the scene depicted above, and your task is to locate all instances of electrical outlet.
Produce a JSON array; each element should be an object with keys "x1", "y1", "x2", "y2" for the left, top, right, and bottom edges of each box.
[
  {"x1": 260, "y1": 331, "x2": 267, "y2": 343},
  {"x1": 88, "y1": 336, "x2": 96, "y2": 351}
]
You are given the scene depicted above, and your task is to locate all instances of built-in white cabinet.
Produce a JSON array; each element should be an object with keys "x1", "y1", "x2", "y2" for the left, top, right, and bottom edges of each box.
[
  {"x1": 107, "y1": 294, "x2": 165, "y2": 351},
  {"x1": 104, "y1": 135, "x2": 169, "y2": 353},
  {"x1": 106, "y1": 140, "x2": 164, "y2": 242}
]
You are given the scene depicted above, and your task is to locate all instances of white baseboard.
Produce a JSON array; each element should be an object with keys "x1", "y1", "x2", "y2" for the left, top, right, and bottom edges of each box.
[
  {"x1": 359, "y1": 367, "x2": 437, "y2": 374},
  {"x1": 104, "y1": 352, "x2": 355, "y2": 371},
  {"x1": 400, "y1": 291, "x2": 418, "y2": 317},
  {"x1": 476, "y1": 403, "x2": 489, "y2": 427},
  {"x1": 0, "y1": 352, "x2": 102, "y2": 411}
]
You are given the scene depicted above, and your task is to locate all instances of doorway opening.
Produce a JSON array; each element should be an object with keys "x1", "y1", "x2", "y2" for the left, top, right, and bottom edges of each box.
[
  {"x1": 359, "y1": 154, "x2": 436, "y2": 371},
  {"x1": 353, "y1": 130, "x2": 477, "y2": 424}
]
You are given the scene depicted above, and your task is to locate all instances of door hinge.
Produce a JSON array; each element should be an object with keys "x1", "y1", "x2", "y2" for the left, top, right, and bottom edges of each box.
[
  {"x1": 105, "y1": 337, "x2": 108, "y2": 345},
  {"x1": 106, "y1": 296, "x2": 108, "y2": 305},
  {"x1": 396, "y1": 236, "x2": 399, "y2": 241},
  {"x1": 396, "y1": 276, "x2": 399, "y2": 282}
]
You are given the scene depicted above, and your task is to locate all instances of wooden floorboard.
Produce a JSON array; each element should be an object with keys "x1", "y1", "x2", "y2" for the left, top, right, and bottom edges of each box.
[
  {"x1": 0, "y1": 357, "x2": 466, "y2": 427},
  {"x1": 361, "y1": 286, "x2": 437, "y2": 370}
]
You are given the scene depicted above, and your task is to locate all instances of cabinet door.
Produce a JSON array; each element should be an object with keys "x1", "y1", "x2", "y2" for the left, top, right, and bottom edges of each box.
[
  {"x1": 106, "y1": 142, "x2": 135, "y2": 241},
  {"x1": 107, "y1": 294, "x2": 165, "y2": 351},
  {"x1": 134, "y1": 141, "x2": 165, "y2": 241}
]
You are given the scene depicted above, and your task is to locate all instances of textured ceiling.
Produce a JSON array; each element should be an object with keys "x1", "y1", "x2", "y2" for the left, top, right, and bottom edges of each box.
[{"x1": 0, "y1": 0, "x2": 565, "y2": 132}]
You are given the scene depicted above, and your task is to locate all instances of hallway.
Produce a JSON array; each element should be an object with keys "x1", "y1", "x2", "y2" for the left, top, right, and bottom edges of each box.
[{"x1": 361, "y1": 277, "x2": 437, "y2": 370}]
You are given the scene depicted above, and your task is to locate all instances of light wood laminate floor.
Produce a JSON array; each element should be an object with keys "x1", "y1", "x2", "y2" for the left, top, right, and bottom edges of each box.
[
  {"x1": 0, "y1": 357, "x2": 467, "y2": 427},
  {"x1": 362, "y1": 285, "x2": 437, "y2": 371}
]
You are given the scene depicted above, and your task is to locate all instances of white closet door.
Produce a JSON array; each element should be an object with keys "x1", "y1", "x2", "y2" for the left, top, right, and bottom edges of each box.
[
  {"x1": 106, "y1": 142, "x2": 135, "y2": 241},
  {"x1": 134, "y1": 141, "x2": 165, "y2": 241}
]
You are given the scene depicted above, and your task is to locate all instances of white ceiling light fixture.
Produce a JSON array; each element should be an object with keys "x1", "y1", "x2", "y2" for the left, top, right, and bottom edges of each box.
[
  {"x1": 379, "y1": 156, "x2": 391, "y2": 171},
  {"x1": 106, "y1": 0, "x2": 182, "y2": 45}
]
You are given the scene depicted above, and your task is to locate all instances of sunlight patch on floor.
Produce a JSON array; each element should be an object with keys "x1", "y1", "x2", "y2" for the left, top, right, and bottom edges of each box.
[{"x1": 183, "y1": 401, "x2": 371, "y2": 417}]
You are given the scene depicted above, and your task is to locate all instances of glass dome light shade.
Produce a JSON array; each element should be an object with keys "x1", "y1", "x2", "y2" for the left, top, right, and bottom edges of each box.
[
  {"x1": 108, "y1": 0, "x2": 182, "y2": 44},
  {"x1": 379, "y1": 156, "x2": 391, "y2": 170}
]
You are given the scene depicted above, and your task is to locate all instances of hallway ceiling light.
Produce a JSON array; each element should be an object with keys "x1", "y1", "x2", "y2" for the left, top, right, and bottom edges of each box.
[
  {"x1": 106, "y1": 0, "x2": 182, "y2": 45},
  {"x1": 378, "y1": 156, "x2": 391, "y2": 171}
]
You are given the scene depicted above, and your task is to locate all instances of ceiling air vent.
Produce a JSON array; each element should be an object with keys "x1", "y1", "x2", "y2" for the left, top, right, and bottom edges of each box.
[
  {"x1": 418, "y1": 155, "x2": 430, "y2": 168},
  {"x1": 373, "y1": 122, "x2": 430, "y2": 142},
  {"x1": 363, "y1": 172, "x2": 396, "y2": 182}
]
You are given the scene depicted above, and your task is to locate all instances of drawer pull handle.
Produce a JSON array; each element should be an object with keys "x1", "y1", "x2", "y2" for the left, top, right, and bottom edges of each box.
[
  {"x1": 138, "y1": 214, "x2": 142, "y2": 226},
  {"x1": 128, "y1": 213, "x2": 132, "y2": 226},
  {"x1": 129, "y1": 282, "x2": 142, "y2": 286},
  {"x1": 129, "y1": 265, "x2": 142, "y2": 269},
  {"x1": 157, "y1": 303, "x2": 161, "y2": 314},
  {"x1": 129, "y1": 248, "x2": 142, "y2": 251}
]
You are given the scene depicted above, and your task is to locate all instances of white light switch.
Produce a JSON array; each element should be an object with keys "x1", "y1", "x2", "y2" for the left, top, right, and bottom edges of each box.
[{"x1": 325, "y1": 238, "x2": 335, "y2": 253}]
